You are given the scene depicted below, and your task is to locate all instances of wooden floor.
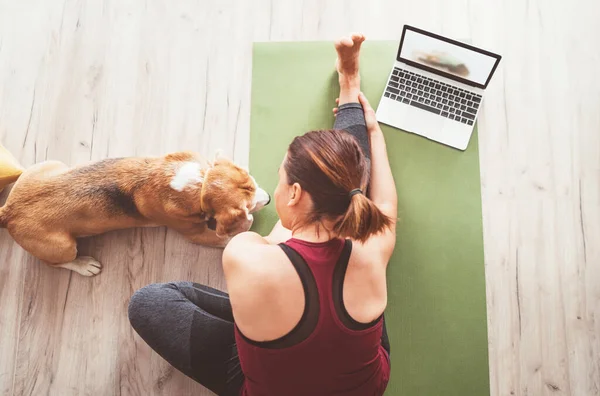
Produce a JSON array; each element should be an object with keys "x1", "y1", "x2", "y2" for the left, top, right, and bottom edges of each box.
[{"x1": 0, "y1": 0, "x2": 599, "y2": 395}]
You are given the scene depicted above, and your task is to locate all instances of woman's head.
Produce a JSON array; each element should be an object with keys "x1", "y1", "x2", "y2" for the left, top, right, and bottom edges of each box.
[{"x1": 274, "y1": 129, "x2": 392, "y2": 242}]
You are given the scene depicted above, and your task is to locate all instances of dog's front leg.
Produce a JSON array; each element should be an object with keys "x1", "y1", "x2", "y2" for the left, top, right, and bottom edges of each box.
[{"x1": 172, "y1": 223, "x2": 231, "y2": 248}]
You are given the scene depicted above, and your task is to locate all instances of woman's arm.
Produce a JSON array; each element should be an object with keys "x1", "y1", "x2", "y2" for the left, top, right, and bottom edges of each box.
[
  {"x1": 357, "y1": 92, "x2": 398, "y2": 265},
  {"x1": 366, "y1": 111, "x2": 397, "y2": 216}
]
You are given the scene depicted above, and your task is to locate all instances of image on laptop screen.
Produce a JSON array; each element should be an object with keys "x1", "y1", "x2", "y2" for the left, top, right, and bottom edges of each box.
[{"x1": 400, "y1": 28, "x2": 498, "y2": 86}]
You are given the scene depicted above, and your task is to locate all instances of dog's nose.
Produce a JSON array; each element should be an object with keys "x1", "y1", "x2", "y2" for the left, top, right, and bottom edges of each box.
[
  {"x1": 256, "y1": 187, "x2": 270, "y2": 206},
  {"x1": 265, "y1": 193, "x2": 271, "y2": 206}
]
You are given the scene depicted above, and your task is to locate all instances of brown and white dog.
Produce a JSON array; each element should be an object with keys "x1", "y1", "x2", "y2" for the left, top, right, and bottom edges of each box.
[{"x1": 0, "y1": 151, "x2": 270, "y2": 276}]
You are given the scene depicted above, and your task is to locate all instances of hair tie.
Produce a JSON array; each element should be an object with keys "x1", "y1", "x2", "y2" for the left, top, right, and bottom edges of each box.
[{"x1": 349, "y1": 188, "x2": 363, "y2": 198}]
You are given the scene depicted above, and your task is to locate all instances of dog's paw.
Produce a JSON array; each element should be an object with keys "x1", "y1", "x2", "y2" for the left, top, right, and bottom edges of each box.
[{"x1": 58, "y1": 256, "x2": 103, "y2": 276}]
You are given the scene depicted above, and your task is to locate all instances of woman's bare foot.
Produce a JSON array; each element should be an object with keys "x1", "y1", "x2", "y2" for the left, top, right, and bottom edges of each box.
[
  {"x1": 335, "y1": 33, "x2": 365, "y2": 78},
  {"x1": 335, "y1": 33, "x2": 365, "y2": 105}
]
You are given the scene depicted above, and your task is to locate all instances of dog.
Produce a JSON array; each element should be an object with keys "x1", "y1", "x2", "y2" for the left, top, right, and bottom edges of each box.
[{"x1": 0, "y1": 151, "x2": 270, "y2": 276}]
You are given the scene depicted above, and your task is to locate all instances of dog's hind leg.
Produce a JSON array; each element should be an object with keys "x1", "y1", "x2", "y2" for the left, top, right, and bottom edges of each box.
[
  {"x1": 12, "y1": 230, "x2": 102, "y2": 276},
  {"x1": 54, "y1": 257, "x2": 102, "y2": 276}
]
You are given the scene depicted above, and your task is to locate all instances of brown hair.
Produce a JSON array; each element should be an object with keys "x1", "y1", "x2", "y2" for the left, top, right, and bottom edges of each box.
[{"x1": 284, "y1": 130, "x2": 392, "y2": 242}]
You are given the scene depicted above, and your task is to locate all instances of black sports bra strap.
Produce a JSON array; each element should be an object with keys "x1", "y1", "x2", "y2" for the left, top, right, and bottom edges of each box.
[
  {"x1": 278, "y1": 243, "x2": 309, "y2": 274},
  {"x1": 333, "y1": 239, "x2": 382, "y2": 331},
  {"x1": 338, "y1": 239, "x2": 352, "y2": 268},
  {"x1": 277, "y1": 244, "x2": 320, "y2": 330},
  {"x1": 236, "y1": 243, "x2": 320, "y2": 349}
]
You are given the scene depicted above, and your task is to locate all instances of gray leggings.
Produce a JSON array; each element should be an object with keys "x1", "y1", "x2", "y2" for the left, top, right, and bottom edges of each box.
[
  {"x1": 334, "y1": 102, "x2": 370, "y2": 161},
  {"x1": 128, "y1": 103, "x2": 373, "y2": 396},
  {"x1": 129, "y1": 282, "x2": 243, "y2": 395}
]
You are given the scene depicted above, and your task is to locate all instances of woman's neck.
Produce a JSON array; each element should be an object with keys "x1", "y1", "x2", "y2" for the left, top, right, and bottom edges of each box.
[{"x1": 291, "y1": 222, "x2": 335, "y2": 243}]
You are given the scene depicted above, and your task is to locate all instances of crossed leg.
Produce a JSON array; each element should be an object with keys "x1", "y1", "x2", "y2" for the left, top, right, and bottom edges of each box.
[{"x1": 128, "y1": 282, "x2": 244, "y2": 395}]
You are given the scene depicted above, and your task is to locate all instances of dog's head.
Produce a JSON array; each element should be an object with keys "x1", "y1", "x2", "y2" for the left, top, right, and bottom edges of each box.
[{"x1": 168, "y1": 153, "x2": 270, "y2": 238}]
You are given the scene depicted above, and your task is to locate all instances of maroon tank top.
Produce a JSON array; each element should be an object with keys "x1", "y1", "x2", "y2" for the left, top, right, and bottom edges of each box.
[{"x1": 235, "y1": 238, "x2": 390, "y2": 396}]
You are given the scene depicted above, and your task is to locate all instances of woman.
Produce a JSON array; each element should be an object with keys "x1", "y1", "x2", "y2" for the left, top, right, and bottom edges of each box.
[{"x1": 128, "y1": 34, "x2": 397, "y2": 396}]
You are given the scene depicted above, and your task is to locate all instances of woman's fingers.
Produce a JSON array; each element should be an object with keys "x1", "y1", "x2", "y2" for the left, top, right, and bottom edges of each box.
[
  {"x1": 358, "y1": 92, "x2": 378, "y2": 130},
  {"x1": 358, "y1": 92, "x2": 373, "y2": 111}
]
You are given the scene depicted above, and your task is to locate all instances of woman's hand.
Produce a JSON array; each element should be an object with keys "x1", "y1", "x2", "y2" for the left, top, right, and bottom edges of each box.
[{"x1": 357, "y1": 92, "x2": 382, "y2": 135}]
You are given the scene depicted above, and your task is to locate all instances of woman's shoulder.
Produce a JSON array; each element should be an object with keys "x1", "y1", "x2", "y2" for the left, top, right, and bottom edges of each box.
[
  {"x1": 224, "y1": 231, "x2": 279, "y2": 262},
  {"x1": 223, "y1": 233, "x2": 305, "y2": 335},
  {"x1": 223, "y1": 232, "x2": 291, "y2": 282}
]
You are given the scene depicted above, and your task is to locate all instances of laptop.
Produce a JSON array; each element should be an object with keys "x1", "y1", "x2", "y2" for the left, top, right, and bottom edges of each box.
[{"x1": 376, "y1": 25, "x2": 502, "y2": 150}]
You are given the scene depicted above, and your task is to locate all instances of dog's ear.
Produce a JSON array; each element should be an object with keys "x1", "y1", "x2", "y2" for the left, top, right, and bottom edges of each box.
[
  {"x1": 213, "y1": 149, "x2": 227, "y2": 162},
  {"x1": 214, "y1": 206, "x2": 252, "y2": 238}
]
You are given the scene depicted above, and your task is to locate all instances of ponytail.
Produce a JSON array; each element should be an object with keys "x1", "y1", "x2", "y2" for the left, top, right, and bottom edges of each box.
[
  {"x1": 286, "y1": 129, "x2": 393, "y2": 242},
  {"x1": 334, "y1": 192, "x2": 392, "y2": 242}
]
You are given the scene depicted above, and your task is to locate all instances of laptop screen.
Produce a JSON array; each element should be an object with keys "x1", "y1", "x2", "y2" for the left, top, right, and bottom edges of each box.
[{"x1": 398, "y1": 26, "x2": 501, "y2": 88}]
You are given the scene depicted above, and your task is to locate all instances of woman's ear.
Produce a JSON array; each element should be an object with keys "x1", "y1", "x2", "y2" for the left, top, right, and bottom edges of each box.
[{"x1": 287, "y1": 183, "x2": 302, "y2": 207}]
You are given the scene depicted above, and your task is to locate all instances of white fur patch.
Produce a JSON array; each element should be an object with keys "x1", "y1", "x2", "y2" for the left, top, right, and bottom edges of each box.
[
  {"x1": 245, "y1": 207, "x2": 253, "y2": 221},
  {"x1": 250, "y1": 176, "x2": 270, "y2": 209},
  {"x1": 170, "y1": 162, "x2": 204, "y2": 192}
]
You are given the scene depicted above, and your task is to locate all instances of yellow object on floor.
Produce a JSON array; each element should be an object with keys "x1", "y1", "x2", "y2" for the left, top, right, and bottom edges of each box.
[{"x1": 0, "y1": 143, "x2": 23, "y2": 192}]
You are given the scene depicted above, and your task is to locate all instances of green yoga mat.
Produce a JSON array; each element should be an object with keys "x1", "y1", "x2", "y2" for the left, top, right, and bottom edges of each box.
[{"x1": 249, "y1": 41, "x2": 489, "y2": 396}]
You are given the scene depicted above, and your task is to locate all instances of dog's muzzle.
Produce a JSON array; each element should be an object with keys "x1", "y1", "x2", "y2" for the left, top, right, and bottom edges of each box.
[{"x1": 252, "y1": 187, "x2": 271, "y2": 213}]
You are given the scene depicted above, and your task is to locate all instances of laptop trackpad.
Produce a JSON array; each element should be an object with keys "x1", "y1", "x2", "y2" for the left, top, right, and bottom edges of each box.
[
  {"x1": 376, "y1": 99, "x2": 472, "y2": 149},
  {"x1": 377, "y1": 100, "x2": 443, "y2": 139}
]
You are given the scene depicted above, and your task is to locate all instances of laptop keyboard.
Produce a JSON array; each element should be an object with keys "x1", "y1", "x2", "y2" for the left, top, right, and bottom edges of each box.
[{"x1": 384, "y1": 67, "x2": 482, "y2": 125}]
